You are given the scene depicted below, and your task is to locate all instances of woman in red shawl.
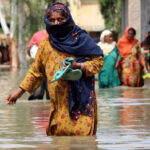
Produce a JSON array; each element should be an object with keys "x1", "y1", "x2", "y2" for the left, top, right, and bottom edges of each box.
[{"x1": 117, "y1": 26, "x2": 147, "y2": 87}]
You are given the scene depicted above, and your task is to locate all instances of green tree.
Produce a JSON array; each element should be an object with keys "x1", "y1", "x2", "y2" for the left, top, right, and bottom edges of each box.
[
  {"x1": 25, "y1": 0, "x2": 48, "y2": 40},
  {"x1": 98, "y1": 0, "x2": 122, "y2": 34},
  {"x1": 24, "y1": 0, "x2": 68, "y2": 40}
]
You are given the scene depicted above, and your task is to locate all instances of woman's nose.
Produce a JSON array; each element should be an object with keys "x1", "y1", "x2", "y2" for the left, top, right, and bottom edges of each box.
[{"x1": 54, "y1": 19, "x2": 59, "y2": 25}]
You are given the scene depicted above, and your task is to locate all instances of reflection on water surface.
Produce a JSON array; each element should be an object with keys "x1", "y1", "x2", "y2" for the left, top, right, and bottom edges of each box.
[{"x1": 0, "y1": 69, "x2": 150, "y2": 149}]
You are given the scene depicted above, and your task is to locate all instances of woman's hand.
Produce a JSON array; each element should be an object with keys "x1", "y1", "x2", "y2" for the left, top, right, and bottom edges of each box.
[
  {"x1": 71, "y1": 62, "x2": 85, "y2": 72},
  {"x1": 6, "y1": 88, "x2": 25, "y2": 105},
  {"x1": 71, "y1": 62, "x2": 81, "y2": 69}
]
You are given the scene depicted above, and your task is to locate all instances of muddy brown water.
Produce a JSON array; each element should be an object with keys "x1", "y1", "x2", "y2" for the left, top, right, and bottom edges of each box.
[{"x1": 0, "y1": 68, "x2": 150, "y2": 149}]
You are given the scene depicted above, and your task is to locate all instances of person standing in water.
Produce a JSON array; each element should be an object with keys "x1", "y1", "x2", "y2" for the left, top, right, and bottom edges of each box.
[
  {"x1": 97, "y1": 30, "x2": 120, "y2": 88},
  {"x1": 6, "y1": 2, "x2": 104, "y2": 136},
  {"x1": 117, "y1": 26, "x2": 147, "y2": 87}
]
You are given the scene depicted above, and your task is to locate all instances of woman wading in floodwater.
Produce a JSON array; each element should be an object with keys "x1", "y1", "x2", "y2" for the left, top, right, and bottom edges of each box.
[{"x1": 6, "y1": 2, "x2": 104, "y2": 136}]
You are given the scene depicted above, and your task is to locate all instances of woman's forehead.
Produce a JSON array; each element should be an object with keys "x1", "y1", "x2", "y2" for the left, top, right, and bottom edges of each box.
[{"x1": 49, "y1": 11, "x2": 62, "y2": 16}]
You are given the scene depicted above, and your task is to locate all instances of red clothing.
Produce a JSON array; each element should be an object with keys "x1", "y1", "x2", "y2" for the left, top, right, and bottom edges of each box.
[
  {"x1": 117, "y1": 26, "x2": 138, "y2": 58},
  {"x1": 28, "y1": 30, "x2": 48, "y2": 48},
  {"x1": 117, "y1": 26, "x2": 145, "y2": 87}
]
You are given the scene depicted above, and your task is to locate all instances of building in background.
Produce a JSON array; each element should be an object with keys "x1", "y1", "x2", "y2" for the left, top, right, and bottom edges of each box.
[
  {"x1": 122, "y1": 0, "x2": 150, "y2": 41},
  {"x1": 68, "y1": 0, "x2": 105, "y2": 38}
]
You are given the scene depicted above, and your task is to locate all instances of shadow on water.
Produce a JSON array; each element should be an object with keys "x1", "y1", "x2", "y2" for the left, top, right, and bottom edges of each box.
[{"x1": 0, "y1": 68, "x2": 150, "y2": 149}]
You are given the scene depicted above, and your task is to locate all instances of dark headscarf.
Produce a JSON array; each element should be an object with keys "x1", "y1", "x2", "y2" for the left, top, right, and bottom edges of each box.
[
  {"x1": 44, "y1": 2, "x2": 103, "y2": 56},
  {"x1": 44, "y1": 3, "x2": 103, "y2": 120}
]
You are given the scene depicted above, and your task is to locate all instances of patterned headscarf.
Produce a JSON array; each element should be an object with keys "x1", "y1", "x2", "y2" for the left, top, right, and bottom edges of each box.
[
  {"x1": 45, "y1": 3, "x2": 69, "y2": 17},
  {"x1": 44, "y1": 2, "x2": 103, "y2": 56}
]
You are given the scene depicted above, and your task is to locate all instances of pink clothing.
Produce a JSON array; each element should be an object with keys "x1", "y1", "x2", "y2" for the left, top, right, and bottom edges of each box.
[{"x1": 28, "y1": 30, "x2": 47, "y2": 48}]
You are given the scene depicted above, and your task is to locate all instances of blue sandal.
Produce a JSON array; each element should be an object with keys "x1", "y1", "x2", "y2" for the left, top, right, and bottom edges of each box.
[{"x1": 51, "y1": 57, "x2": 82, "y2": 83}]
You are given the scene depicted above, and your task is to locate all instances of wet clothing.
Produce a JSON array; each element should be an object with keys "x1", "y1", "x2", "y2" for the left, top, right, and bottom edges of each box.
[
  {"x1": 98, "y1": 45, "x2": 121, "y2": 88},
  {"x1": 20, "y1": 37, "x2": 104, "y2": 135},
  {"x1": 20, "y1": 2, "x2": 104, "y2": 136},
  {"x1": 97, "y1": 29, "x2": 120, "y2": 88}
]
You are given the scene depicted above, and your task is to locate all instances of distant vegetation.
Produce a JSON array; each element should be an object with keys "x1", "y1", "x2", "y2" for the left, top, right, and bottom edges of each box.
[
  {"x1": 98, "y1": 0, "x2": 122, "y2": 35},
  {"x1": 25, "y1": 0, "x2": 53, "y2": 40},
  {"x1": 24, "y1": 0, "x2": 67, "y2": 40}
]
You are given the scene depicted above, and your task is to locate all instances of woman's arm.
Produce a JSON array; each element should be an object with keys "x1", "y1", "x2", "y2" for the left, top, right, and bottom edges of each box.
[
  {"x1": 6, "y1": 40, "x2": 46, "y2": 105},
  {"x1": 6, "y1": 87, "x2": 25, "y2": 105},
  {"x1": 19, "y1": 41, "x2": 46, "y2": 93},
  {"x1": 72, "y1": 56, "x2": 104, "y2": 76}
]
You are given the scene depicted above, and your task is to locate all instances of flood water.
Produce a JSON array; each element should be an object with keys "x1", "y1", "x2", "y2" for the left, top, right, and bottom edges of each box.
[{"x1": 0, "y1": 67, "x2": 150, "y2": 150}]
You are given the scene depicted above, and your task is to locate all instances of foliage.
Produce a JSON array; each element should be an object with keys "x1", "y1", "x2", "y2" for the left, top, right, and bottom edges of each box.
[
  {"x1": 24, "y1": 0, "x2": 68, "y2": 41},
  {"x1": 24, "y1": 0, "x2": 66, "y2": 40},
  {"x1": 44, "y1": 0, "x2": 57, "y2": 7},
  {"x1": 8, "y1": 0, "x2": 69, "y2": 42},
  {"x1": 24, "y1": 0, "x2": 48, "y2": 40},
  {"x1": 98, "y1": 0, "x2": 122, "y2": 34}
]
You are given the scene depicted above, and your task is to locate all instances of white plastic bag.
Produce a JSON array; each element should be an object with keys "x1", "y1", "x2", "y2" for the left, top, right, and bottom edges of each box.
[{"x1": 30, "y1": 45, "x2": 38, "y2": 58}]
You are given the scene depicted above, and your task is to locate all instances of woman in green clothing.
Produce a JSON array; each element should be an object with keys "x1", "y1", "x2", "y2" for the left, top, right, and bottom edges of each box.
[{"x1": 97, "y1": 30, "x2": 121, "y2": 88}]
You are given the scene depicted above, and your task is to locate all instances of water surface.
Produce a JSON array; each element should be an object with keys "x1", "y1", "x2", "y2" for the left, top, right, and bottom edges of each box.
[{"x1": 0, "y1": 68, "x2": 150, "y2": 149}]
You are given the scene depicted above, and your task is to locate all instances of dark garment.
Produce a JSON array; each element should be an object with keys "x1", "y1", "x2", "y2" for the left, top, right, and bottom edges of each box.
[
  {"x1": 44, "y1": 2, "x2": 103, "y2": 119},
  {"x1": 44, "y1": 3, "x2": 103, "y2": 57},
  {"x1": 28, "y1": 77, "x2": 50, "y2": 100},
  {"x1": 0, "y1": 46, "x2": 10, "y2": 64},
  {"x1": 69, "y1": 58, "x2": 95, "y2": 120},
  {"x1": 93, "y1": 37, "x2": 100, "y2": 43}
]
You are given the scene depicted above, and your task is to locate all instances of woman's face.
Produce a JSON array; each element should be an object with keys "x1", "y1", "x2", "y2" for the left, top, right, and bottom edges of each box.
[
  {"x1": 127, "y1": 29, "x2": 135, "y2": 40},
  {"x1": 104, "y1": 34, "x2": 113, "y2": 43},
  {"x1": 49, "y1": 11, "x2": 67, "y2": 25}
]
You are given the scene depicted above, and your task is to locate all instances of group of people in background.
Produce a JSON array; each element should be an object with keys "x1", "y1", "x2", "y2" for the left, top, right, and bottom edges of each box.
[
  {"x1": 26, "y1": 26, "x2": 150, "y2": 101},
  {"x1": 26, "y1": 23, "x2": 150, "y2": 102},
  {"x1": 97, "y1": 26, "x2": 150, "y2": 88}
]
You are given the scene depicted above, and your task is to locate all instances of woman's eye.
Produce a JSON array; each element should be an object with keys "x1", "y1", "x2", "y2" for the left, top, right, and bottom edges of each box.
[
  {"x1": 49, "y1": 17, "x2": 66, "y2": 24},
  {"x1": 58, "y1": 18, "x2": 65, "y2": 22},
  {"x1": 49, "y1": 19, "x2": 55, "y2": 23},
  {"x1": 58, "y1": 18, "x2": 62, "y2": 21}
]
